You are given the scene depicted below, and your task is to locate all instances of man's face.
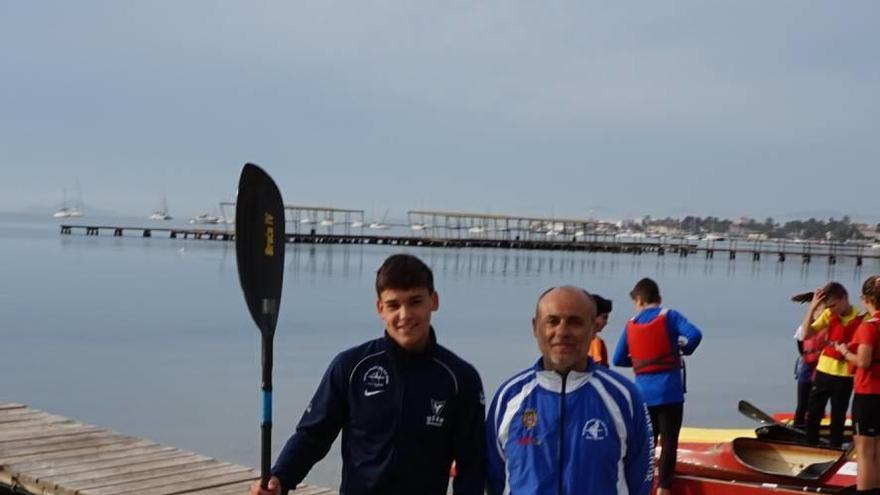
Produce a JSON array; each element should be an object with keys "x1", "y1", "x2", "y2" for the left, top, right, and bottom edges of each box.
[
  {"x1": 533, "y1": 288, "x2": 597, "y2": 373},
  {"x1": 377, "y1": 287, "x2": 439, "y2": 351}
]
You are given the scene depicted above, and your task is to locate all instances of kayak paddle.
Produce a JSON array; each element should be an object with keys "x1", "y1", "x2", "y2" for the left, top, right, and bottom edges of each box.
[
  {"x1": 737, "y1": 400, "x2": 776, "y2": 425},
  {"x1": 235, "y1": 163, "x2": 286, "y2": 489},
  {"x1": 737, "y1": 400, "x2": 821, "y2": 444}
]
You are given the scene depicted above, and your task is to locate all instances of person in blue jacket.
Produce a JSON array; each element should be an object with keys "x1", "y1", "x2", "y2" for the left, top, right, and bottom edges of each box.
[
  {"x1": 250, "y1": 254, "x2": 485, "y2": 495},
  {"x1": 486, "y1": 286, "x2": 654, "y2": 495},
  {"x1": 613, "y1": 277, "x2": 703, "y2": 495}
]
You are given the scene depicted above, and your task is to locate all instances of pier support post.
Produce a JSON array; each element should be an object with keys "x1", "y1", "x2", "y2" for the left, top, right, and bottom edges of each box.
[
  {"x1": 778, "y1": 253, "x2": 785, "y2": 262},
  {"x1": 857, "y1": 256, "x2": 863, "y2": 266},
  {"x1": 829, "y1": 255, "x2": 836, "y2": 265},
  {"x1": 729, "y1": 251, "x2": 736, "y2": 260},
  {"x1": 803, "y1": 254, "x2": 811, "y2": 264}
]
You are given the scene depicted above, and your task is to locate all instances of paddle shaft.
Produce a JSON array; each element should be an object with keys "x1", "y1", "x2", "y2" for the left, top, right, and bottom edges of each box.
[{"x1": 261, "y1": 334, "x2": 273, "y2": 489}]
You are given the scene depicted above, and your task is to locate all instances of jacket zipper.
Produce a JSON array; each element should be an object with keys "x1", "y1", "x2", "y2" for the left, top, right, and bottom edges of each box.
[{"x1": 558, "y1": 372, "x2": 567, "y2": 495}]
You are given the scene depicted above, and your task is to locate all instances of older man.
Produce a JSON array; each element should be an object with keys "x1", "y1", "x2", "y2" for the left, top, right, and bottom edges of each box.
[{"x1": 486, "y1": 286, "x2": 654, "y2": 495}]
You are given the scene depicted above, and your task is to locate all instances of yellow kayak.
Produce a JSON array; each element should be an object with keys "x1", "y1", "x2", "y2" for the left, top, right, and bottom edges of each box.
[{"x1": 679, "y1": 426, "x2": 755, "y2": 443}]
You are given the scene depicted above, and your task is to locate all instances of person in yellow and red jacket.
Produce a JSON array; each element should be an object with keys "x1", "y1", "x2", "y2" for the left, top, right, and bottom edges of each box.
[
  {"x1": 836, "y1": 276, "x2": 880, "y2": 495},
  {"x1": 802, "y1": 281, "x2": 866, "y2": 447}
]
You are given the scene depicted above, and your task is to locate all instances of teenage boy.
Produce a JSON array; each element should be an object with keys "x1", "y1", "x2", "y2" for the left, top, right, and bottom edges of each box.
[
  {"x1": 802, "y1": 281, "x2": 865, "y2": 447},
  {"x1": 613, "y1": 277, "x2": 703, "y2": 495},
  {"x1": 250, "y1": 254, "x2": 485, "y2": 495}
]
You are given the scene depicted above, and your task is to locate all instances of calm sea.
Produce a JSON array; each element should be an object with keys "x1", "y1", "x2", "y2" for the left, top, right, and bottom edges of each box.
[{"x1": 0, "y1": 214, "x2": 873, "y2": 489}]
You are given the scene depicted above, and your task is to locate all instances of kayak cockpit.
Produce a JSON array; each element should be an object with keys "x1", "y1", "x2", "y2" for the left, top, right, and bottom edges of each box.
[{"x1": 731, "y1": 437, "x2": 846, "y2": 481}]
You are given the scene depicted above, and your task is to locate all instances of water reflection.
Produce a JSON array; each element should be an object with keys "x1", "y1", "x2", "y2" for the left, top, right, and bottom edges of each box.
[{"x1": 274, "y1": 245, "x2": 869, "y2": 281}]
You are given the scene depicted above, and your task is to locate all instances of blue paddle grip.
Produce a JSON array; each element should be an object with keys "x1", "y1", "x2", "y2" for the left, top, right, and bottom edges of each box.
[{"x1": 262, "y1": 390, "x2": 272, "y2": 423}]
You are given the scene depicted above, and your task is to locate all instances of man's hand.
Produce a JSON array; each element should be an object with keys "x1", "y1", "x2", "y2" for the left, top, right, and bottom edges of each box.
[{"x1": 249, "y1": 476, "x2": 281, "y2": 495}]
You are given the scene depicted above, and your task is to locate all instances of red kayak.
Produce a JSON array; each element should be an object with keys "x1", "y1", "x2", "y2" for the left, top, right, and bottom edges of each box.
[{"x1": 671, "y1": 437, "x2": 857, "y2": 494}]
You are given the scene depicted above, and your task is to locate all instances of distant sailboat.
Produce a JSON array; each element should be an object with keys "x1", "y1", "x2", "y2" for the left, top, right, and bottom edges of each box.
[
  {"x1": 369, "y1": 209, "x2": 391, "y2": 230},
  {"x1": 53, "y1": 185, "x2": 84, "y2": 218},
  {"x1": 190, "y1": 214, "x2": 220, "y2": 224},
  {"x1": 149, "y1": 194, "x2": 172, "y2": 220}
]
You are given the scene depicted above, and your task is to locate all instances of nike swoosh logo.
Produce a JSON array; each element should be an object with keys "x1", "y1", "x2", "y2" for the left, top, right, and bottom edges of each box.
[{"x1": 364, "y1": 390, "x2": 385, "y2": 397}]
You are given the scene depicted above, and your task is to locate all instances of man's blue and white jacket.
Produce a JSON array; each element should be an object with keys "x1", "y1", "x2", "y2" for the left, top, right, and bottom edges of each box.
[{"x1": 486, "y1": 358, "x2": 654, "y2": 495}]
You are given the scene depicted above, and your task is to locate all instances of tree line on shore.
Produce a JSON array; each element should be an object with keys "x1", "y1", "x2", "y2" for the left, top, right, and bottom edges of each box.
[{"x1": 635, "y1": 215, "x2": 874, "y2": 241}]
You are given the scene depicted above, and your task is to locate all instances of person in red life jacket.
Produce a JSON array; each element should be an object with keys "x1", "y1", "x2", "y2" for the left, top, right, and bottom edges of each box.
[
  {"x1": 801, "y1": 281, "x2": 866, "y2": 447},
  {"x1": 835, "y1": 276, "x2": 880, "y2": 495},
  {"x1": 612, "y1": 278, "x2": 703, "y2": 495},
  {"x1": 589, "y1": 294, "x2": 612, "y2": 367},
  {"x1": 792, "y1": 299, "x2": 828, "y2": 429}
]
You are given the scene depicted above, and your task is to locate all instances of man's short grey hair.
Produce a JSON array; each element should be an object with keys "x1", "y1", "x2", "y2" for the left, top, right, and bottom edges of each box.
[{"x1": 535, "y1": 285, "x2": 598, "y2": 318}]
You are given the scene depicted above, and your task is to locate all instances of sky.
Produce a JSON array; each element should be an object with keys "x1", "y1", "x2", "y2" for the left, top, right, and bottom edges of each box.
[{"x1": 1, "y1": 1, "x2": 878, "y2": 222}]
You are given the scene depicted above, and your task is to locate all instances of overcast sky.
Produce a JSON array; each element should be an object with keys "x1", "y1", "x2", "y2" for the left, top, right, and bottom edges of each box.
[{"x1": 1, "y1": 1, "x2": 878, "y2": 221}]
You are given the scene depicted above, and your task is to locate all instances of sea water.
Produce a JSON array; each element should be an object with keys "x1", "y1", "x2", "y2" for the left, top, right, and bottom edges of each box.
[{"x1": 0, "y1": 214, "x2": 872, "y2": 489}]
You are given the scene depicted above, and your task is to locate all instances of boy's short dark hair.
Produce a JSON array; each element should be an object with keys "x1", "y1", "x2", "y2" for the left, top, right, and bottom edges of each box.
[
  {"x1": 592, "y1": 294, "x2": 613, "y2": 316},
  {"x1": 822, "y1": 281, "x2": 848, "y2": 300},
  {"x1": 375, "y1": 254, "x2": 434, "y2": 295},
  {"x1": 629, "y1": 277, "x2": 661, "y2": 304}
]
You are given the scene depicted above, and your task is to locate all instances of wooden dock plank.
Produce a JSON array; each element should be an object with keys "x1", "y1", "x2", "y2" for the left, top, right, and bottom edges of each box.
[
  {"x1": 0, "y1": 415, "x2": 73, "y2": 430},
  {"x1": 0, "y1": 404, "x2": 336, "y2": 495},
  {"x1": 25, "y1": 450, "x2": 200, "y2": 479},
  {"x1": 84, "y1": 465, "x2": 256, "y2": 495},
  {"x1": 0, "y1": 433, "x2": 142, "y2": 461},
  {"x1": 59, "y1": 459, "x2": 221, "y2": 492},
  {"x1": 184, "y1": 481, "x2": 337, "y2": 495},
  {"x1": 4, "y1": 443, "x2": 170, "y2": 470},
  {"x1": 0, "y1": 410, "x2": 56, "y2": 423},
  {"x1": 183, "y1": 480, "x2": 256, "y2": 494},
  {"x1": 0, "y1": 424, "x2": 104, "y2": 443}
]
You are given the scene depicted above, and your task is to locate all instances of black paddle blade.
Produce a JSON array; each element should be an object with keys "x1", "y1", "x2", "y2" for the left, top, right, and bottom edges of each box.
[
  {"x1": 235, "y1": 163, "x2": 285, "y2": 338},
  {"x1": 737, "y1": 400, "x2": 778, "y2": 426},
  {"x1": 755, "y1": 424, "x2": 809, "y2": 444}
]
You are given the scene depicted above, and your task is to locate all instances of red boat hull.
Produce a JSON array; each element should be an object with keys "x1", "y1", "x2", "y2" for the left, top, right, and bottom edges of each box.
[
  {"x1": 672, "y1": 474, "x2": 852, "y2": 494},
  {"x1": 670, "y1": 438, "x2": 857, "y2": 494}
]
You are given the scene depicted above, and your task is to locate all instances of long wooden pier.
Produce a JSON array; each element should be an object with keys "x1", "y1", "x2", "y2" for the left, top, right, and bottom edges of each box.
[
  {"x1": 59, "y1": 224, "x2": 880, "y2": 265},
  {"x1": 0, "y1": 402, "x2": 335, "y2": 495}
]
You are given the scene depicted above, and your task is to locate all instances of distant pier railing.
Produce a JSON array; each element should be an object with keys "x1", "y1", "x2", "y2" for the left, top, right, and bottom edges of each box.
[{"x1": 59, "y1": 224, "x2": 879, "y2": 265}]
